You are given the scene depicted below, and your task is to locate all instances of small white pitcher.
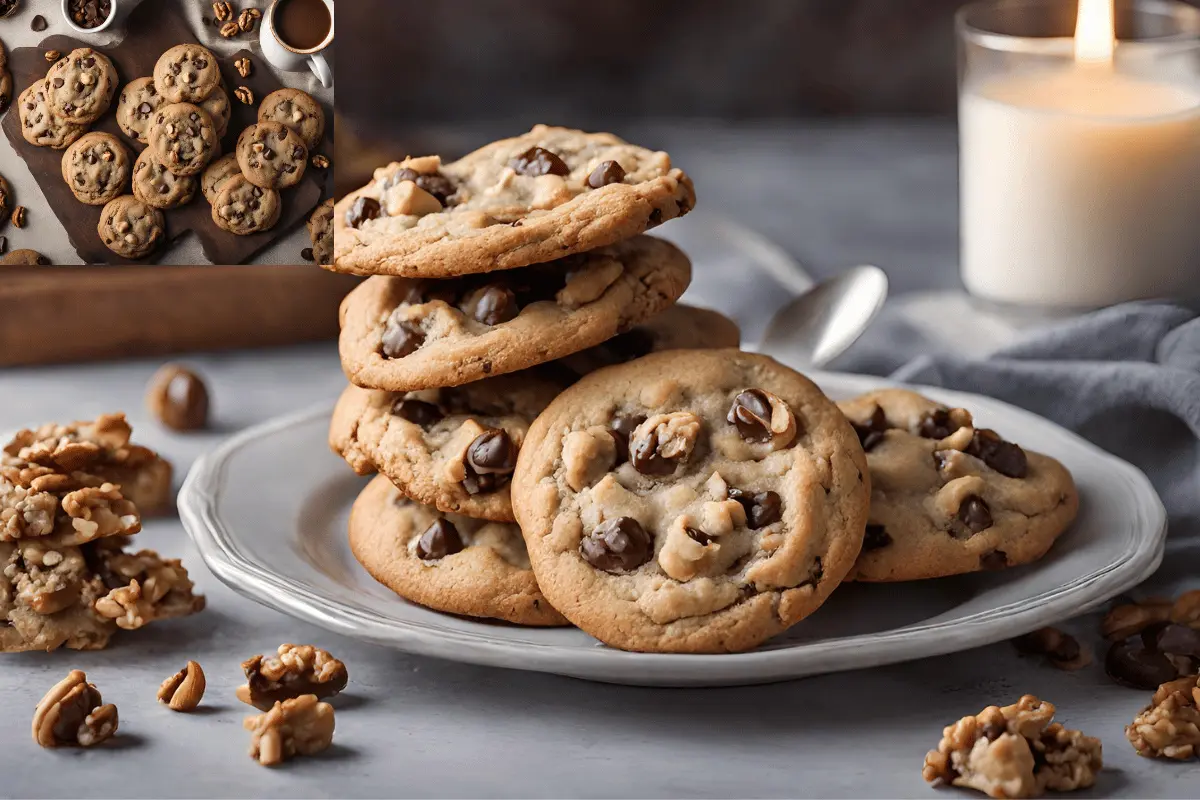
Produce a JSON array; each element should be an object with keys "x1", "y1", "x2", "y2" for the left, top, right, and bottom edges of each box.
[{"x1": 259, "y1": 0, "x2": 334, "y2": 89}]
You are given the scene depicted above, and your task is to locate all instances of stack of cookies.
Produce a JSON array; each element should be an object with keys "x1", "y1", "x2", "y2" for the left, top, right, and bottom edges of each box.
[{"x1": 328, "y1": 126, "x2": 1081, "y2": 654}]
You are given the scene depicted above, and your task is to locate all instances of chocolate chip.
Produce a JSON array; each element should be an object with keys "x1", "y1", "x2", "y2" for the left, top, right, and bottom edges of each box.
[
  {"x1": 345, "y1": 196, "x2": 381, "y2": 228},
  {"x1": 685, "y1": 527, "x2": 714, "y2": 546},
  {"x1": 579, "y1": 517, "x2": 652, "y2": 573},
  {"x1": 462, "y1": 429, "x2": 517, "y2": 495},
  {"x1": 380, "y1": 319, "x2": 424, "y2": 358},
  {"x1": 727, "y1": 389, "x2": 774, "y2": 443},
  {"x1": 463, "y1": 285, "x2": 518, "y2": 326},
  {"x1": 966, "y1": 429, "x2": 1028, "y2": 479},
  {"x1": 728, "y1": 488, "x2": 783, "y2": 529},
  {"x1": 852, "y1": 405, "x2": 889, "y2": 452},
  {"x1": 587, "y1": 160, "x2": 626, "y2": 189},
  {"x1": 648, "y1": 208, "x2": 663, "y2": 225},
  {"x1": 1143, "y1": 622, "x2": 1200, "y2": 659},
  {"x1": 1105, "y1": 639, "x2": 1180, "y2": 689},
  {"x1": 863, "y1": 523, "x2": 892, "y2": 550},
  {"x1": 137, "y1": 102, "x2": 153, "y2": 115},
  {"x1": 605, "y1": 329, "x2": 656, "y2": 362},
  {"x1": 416, "y1": 519, "x2": 463, "y2": 561},
  {"x1": 32, "y1": 14, "x2": 49, "y2": 31},
  {"x1": 301, "y1": 247, "x2": 314, "y2": 261},
  {"x1": 392, "y1": 399, "x2": 443, "y2": 428},
  {"x1": 415, "y1": 173, "x2": 456, "y2": 206},
  {"x1": 979, "y1": 549, "x2": 1008, "y2": 570},
  {"x1": 956, "y1": 495, "x2": 993, "y2": 534},
  {"x1": 609, "y1": 415, "x2": 645, "y2": 464},
  {"x1": 509, "y1": 146, "x2": 569, "y2": 177},
  {"x1": 917, "y1": 409, "x2": 957, "y2": 439},
  {"x1": 387, "y1": 168, "x2": 420, "y2": 187},
  {"x1": 630, "y1": 428, "x2": 677, "y2": 476}
]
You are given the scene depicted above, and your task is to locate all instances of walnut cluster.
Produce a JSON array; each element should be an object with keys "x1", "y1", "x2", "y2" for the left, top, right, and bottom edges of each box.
[
  {"x1": 237, "y1": 644, "x2": 349, "y2": 710},
  {"x1": 245, "y1": 695, "x2": 335, "y2": 767},
  {"x1": 1126, "y1": 675, "x2": 1200, "y2": 760},
  {"x1": 32, "y1": 670, "x2": 118, "y2": 748}
]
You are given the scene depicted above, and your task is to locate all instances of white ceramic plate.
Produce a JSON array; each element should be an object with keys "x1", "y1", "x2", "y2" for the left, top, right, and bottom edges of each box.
[{"x1": 179, "y1": 372, "x2": 1166, "y2": 687}]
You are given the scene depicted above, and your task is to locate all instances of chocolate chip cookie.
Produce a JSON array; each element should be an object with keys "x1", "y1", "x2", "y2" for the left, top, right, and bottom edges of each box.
[
  {"x1": 97, "y1": 195, "x2": 164, "y2": 259},
  {"x1": 257, "y1": 88, "x2": 325, "y2": 150},
  {"x1": 1, "y1": 249, "x2": 51, "y2": 265},
  {"x1": 200, "y1": 85, "x2": 231, "y2": 139},
  {"x1": 115, "y1": 76, "x2": 163, "y2": 145},
  {"x1": 236, "y1": 122, "x2": 308, "y2": 189},
  {"x1": 330, "y1": 370, "x2": 565, "y2": 522},
  {"x1": 338, "y1": 235, "x2": 692, "y2": 392},
  {"x1": 44, "y1": 48, "x2": 118, "y2": 125},
  {"x1": 211, "y1": 175, "x2": 281, "y2": 235},
  {"x1": 148, "y1": 103, "x2": 217, "y2": 177},
  {"x1": 349, "y1": 475, "x2": 568, "y2": 626},
  {"x1": 333, "y1": 125, "x2": 695, "y2": 278},
  {"x1": 838, "y1": 389, "x2": 1079, "y2": 582},
  {"x1": 512, "y1": 349, "x2": 871, "y2": 653},
  {"x1": 200, "y1": 153, "x2": 241, "y2": 205},
  {"x1": 308, "y1": 198, "x2": 333, "y2": 266},
  {"x1": 18, "y1": 83, "x2": 86, "y2": 150},
  {"x1": 153, "y1": 44, "x2": 219, "y2": 104},
  {"x1": 132, "y1": 147, "x2": 197, "y2": 210},
  {"x1": 61, "y1": 132, "x2": 130, "y2": 206}
]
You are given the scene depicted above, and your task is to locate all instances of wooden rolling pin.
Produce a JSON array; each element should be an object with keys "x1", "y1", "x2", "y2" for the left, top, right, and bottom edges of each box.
[{"x1": 0, "y1": 266, "x2": 359, "y2": 367}]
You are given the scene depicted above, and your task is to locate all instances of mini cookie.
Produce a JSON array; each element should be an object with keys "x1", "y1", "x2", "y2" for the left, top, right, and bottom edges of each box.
[
  {"x1": 211, "y1": 175, "x2": 281, "y2": 235},
  {"x1": 153, "y1": 44, "x2": 220, "y2": 104},
  {"x1": 258, "y1": 88, "x2": 325, "y2": 150},
  {"x1": 61, "y1": 132, "x2": 131, "y2": 206},
  {"x1": 334, "y1": 125, "x2": 696, "y2": 278},
  {"x1": 18, "y1": 83, "x2": 86, "y2": 150},
  {"x1": 838, "y1": 389, "x2": 1079, "y2": 582},
  {"x1": 512, "y1": 349, "x2": 871, "y2": 654},
  {"x1": 115, "y1": 76, "x2": 164, "y2": 145},
  {"x1": 349, "y1": 475, "x2": 569, "y2": 626},
  {"x1": 44, "y1": 48, "x2": 118, "y2": 125},
  {"x1": 339, "y1": 235, "x2": 692, "y2": 392},
  {"x1": 200, "y1": 85, "x2": 231, "y2": 139},
  {"x1": 308, "y1": 198, "x2": 334, "y2": 266},
  {"x1": 148, "y1": 103, "x2": 217, "y2": 177},
  {"x1": 200, "y1": 153, "x2": 241, "y2": 204},
  {"x1": 330, "y1": 371, "x2": 565, "y2": 522},
  {"x1": 559, "y1": 304, "x2": 741, "y2": 379},
  {"x1": 97, "y1": 195, "x2": 165, "y2": 259},
  {"x1": 132, "y1": 148, "x2": 197, "y2": 209},
  {"x1": 236, "y1": 122, "x2": 308, "y2": 189},
  {"x1": 1, "y1": 249, "x2": 51, "y2": 265}
]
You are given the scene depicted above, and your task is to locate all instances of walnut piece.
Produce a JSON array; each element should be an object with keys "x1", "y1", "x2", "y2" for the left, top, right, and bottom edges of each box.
[
  {"x1": 922, "y1": 695, "x2": 1102, "y2": 798},
  {"x1": 1012, "y1": 627, "x2": 1092, "y2": 671},
  {"x1": 92, "y1": 548, "x2": 206, "y2": 627},
  {"x1": 1103, "y1": 600, "x2": 1173, "y2": 640},
  {"x1": 234, "y1": 57, "x2": 252, "y2": 78},
  {"x1": 384, "y1": 181, "x2": 442, "y2": 217},
  {"x1": 629, "y1": 412, "x2": 702, "y2": 475},
  {"x1": 236, "y1": 644, "x2": 349, "y2": 710},
  {"x1": 1171, "y1": 591, "x2": 1200, "y2": 628},
  {"x1": 555, "y1": 258, "x2": 623, "y2": 309},
  {"x1": 32, "y1": 670, "x2": 118, "y2": 748},
  {"x1": 158, "y1": 661, "x2": 206, "y2": 712},
  {"x1": 245, "y1": 695, "x2": 335, "y2": 767},
  {"x1": 1126, "y1": 675, "x2": 1200, "y2": 760},
  {"x1": 658, "y1": 515, "x2": 722, "y2": 582},
  {"x1": 561, "y1": 427, "x2": 617, "y2": 492},
  {"x1": 212, "y1": 1, "x2": 233, "y2": 22}
]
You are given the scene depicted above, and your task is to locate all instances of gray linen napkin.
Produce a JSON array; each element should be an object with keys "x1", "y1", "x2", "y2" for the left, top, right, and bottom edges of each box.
[{"x1": 835, "y1": 302, "x2": 1200, "y2": 538}]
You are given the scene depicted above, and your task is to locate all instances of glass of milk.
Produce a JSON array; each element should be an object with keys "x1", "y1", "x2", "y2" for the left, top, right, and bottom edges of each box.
[{"x1": 957, "y1": 0, "x2": 1200, "y2": 308}]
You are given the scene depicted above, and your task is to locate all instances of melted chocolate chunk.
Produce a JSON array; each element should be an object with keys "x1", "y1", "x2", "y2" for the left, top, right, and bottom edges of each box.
[
  {"x1": 966, "y1": 429, "x2": 1028, "y2": 479},
  {"x1": 863, "y1": 523, "x2": 892, "y2": 550},
  {"x1": 381, "y1": 319, "x2": 425, "y2": 358},
  {"x1": 852, "y1": 405, "x2": 889, "y2": 452},
  {"x1": 510, "y1": 146, "x2": 570, "y2": 177},
  {"x1": 587, "y1": 160, "x2": 626, "y2": 189},
  {"x1": 917, "y1": 409, "x2": 957, "y2": 440},
  {"x1": 463, "y1": 285, "x2": 519, "y2": 326},
  {"x1": 979, "y1": 549, "x2": 1008, "y2": 571},
  {"x1": 461, "y1": 430, "x2": 517, "y2": 494},
  {"x1": 727, "y1": 389, "x2": 774, "y2": 443},
  {"x1": 579, "y1": 517, "x2": 652, "y2": 573},
  {"x1": 392, "y1": 398, "x2": 443, "y2": 428},
  {"x1": 728, "y1": 488, "x2": 783, "y2": 529},
  {"x1": 415, "y1": 173, "x2": 456, "y2": 206},
  {"x1": 630, "y1": 428, "x2": 677, "y2": 476},
  {"x1": 685, "y1": 527, "x2": 715, "y2": 546},
  {"x1": 346, "y1": 196, "x2": 382, "y2": 228},
  {"x1": 956, "y1": 495, "x2": 993, "y2": 534},
  {"x1": 609, "y1": 414, "x2": 645, "y2": 464},
  {"x1": 416, "y1": 519, "x2": 463, "y2": 561},
  {"x1": 1105, "y1": 639, "x2": 1179, "y2": 689}
]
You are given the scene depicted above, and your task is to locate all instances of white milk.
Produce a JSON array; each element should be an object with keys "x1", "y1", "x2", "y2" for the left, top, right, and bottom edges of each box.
[{"x1": 959, "y1": 69, "x2": 1200, "y2": 307}]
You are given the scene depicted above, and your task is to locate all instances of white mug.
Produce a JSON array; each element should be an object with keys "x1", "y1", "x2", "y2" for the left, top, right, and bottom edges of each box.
[{"x1": 259, "y1": 0, "x2": 334, "y2": 88}]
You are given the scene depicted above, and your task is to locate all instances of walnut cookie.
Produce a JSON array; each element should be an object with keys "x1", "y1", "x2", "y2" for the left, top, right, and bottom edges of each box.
[
  {"x1": 18, "y1": 83, "x2": 86, "y2": 150},
  {"x1": 332, "y1": 125, "x2": 696, "y2": 278},
  {"x1": 61, "y1": 132, "x2": 131, "y2": 206},
  {"x1": 44, "y1": 48, "x2": 119, "y2": 125},
  {"x1": 349, "y1": 476, "x2": 568, "y2": 626},
  {"x1": 330, "y1": 371, "x2": 565, "y2": 523},
  {"x1": 148, "y1": 103, "x2": 217, "y2": 177},
  {"x1": 97, "y1": 195, "x2": 165, "y2": 259},
  {"x1": 132, "y1": 148, "x2": 198, "y2": 210},
  {"x1": 152, "y1": 44, "x2": 220, "y2": 104},
  {"x1": 338, "y1": 235, "x2": 692, "y2": 392},
  {"x1": 236, "y1": 122, "x2": 308, "y2": 190},
  {"x1": 115, "y1": 76, "x2": 165, "y2": 145},
  {"x1": 257, "y1": 87, "x2": 325, "y2": 150},
  {"x1": 512, "y1": 349, "x2": 871, "y2": 653},
  {"x1": 838, "y1": 389, "x2": 1078, "y2": 582}
]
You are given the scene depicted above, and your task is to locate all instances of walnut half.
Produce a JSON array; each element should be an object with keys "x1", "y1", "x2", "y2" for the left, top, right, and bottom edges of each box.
[
  {"x1": 236, "y1": 644, "x2": 348, "y2": 710},
  {"x1": 32, "y1": 670, "x2": 118, "y2": 748}
]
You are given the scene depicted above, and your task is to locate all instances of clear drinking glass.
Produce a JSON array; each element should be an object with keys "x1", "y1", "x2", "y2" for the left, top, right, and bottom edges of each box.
[{"x1": 957, "y1": 0, "x2": 1200, "y2": 308}]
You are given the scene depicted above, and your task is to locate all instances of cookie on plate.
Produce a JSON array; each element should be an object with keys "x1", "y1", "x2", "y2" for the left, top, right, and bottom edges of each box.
[
  {"x1": 153, "y1": 44, "x2": 220, "y2": 104},
  {"x1": 199, "y1": 85, "x2": 231, "y2": 139},
  {"x1": 18, "y1": 83, "x2": 86, "y2": 150},
  {"x1": 200, "y1": 153, "x2": 241, "y2": 204},
  {"x1": 44, "y1": 48, "x2": 119, "y2": 125},
  {"x1": 512, "y1": 349, "x2": 871, "y2": 653},
  {"x1": 97, "y1": 195, "x2": 164, "y2": 259},
  {"x1": 838, "y1": 388, "x2": 1079, "y2": 582},
  {"x1": 349, "y1": 475, "x2": 569, "y2": 626},
  {"x1": 132, "y1": 148, "x2": 197, "y2": 209},
  {"x1": 148, "y1": 103, "x2": 217, "y2": 177},
  {"x1": 211, "y1": 175, "x2": 281, "y2": 235},
  {"x1": 308, "y1": 198, "x2": 334, "y2": 266},
  {"x1": 338, "y1": 235, "x2": 692, "y2": 392},
  {"x1": 1, "y1": 249, "x2": 51, "y2": 266},
  {"x1": 330, "y1": 370, "x2": 565, "y2": 523},
  {"x1": 115, "y1": 76, "x2": 164, "y2": 145},
  {"x1": 258, "y1": 88, "x2": 325, "y2": 150},
  {"x1": 333, "y1": 125, "x2": 695, "y2": 278},
  {"x1": 236, "y1": 122, "x2": 308, "y2": 190},
  {"x1": 61, "y1": 132, "x2": 131, "y2": 206}
]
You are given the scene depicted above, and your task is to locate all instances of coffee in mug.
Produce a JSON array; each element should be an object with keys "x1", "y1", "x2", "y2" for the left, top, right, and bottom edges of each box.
[{"x1": 274, "y1": 0, "x2": 331, "y2": 51}]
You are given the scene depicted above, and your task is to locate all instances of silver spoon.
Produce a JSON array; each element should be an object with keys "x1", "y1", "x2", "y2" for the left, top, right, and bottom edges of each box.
[{"x1": 757, "y1": 265, "x2": 889, "y2": 369}]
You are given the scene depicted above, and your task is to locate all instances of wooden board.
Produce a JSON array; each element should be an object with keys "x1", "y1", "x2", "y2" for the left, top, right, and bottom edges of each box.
[
  {"x1": 1, "y1": 1, "x2": 327, "y2": 265},
  {"x1": 0, "y1": 266, "x2": 358, "y2": 366}
]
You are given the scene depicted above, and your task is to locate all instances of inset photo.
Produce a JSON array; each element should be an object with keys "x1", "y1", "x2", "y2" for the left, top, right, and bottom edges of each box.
[{"x1": 0, "y1": 0, "x2": 333, "y2": 265}]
